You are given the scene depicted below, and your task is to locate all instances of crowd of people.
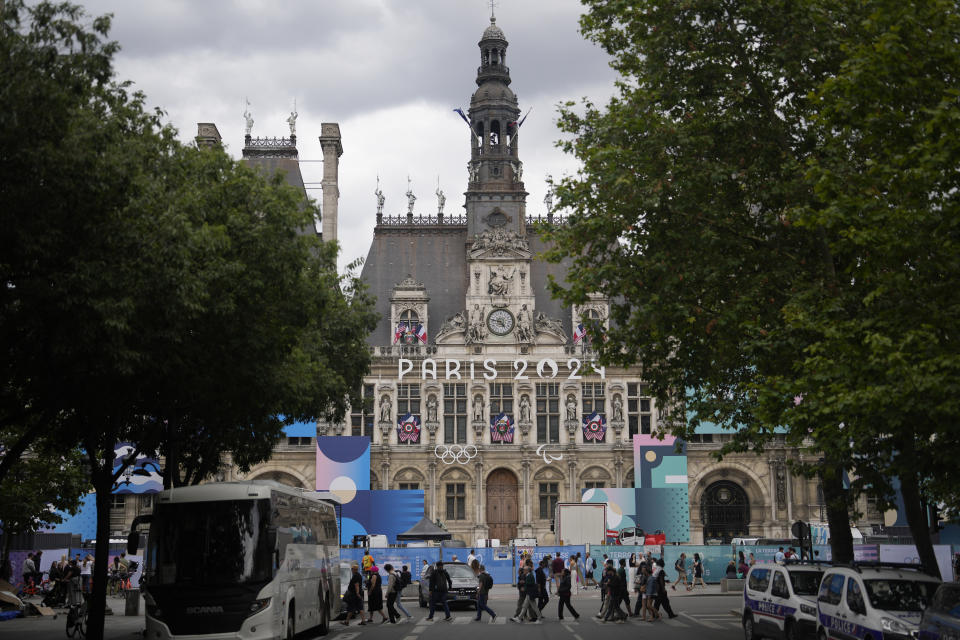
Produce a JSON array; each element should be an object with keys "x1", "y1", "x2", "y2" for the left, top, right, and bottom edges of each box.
[
  {"x1": 19, "y1": 550, "x2": 137, "y2": 607},
  {"x1": 341, "y1": 548, "x2": 701, "y2": 626}
]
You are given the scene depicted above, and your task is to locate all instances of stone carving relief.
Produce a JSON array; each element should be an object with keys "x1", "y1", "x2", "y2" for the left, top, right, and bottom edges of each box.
[
  {"x1": 435, "y1": 310, "x2": 467, "y2": 341},
  {"x1": 471, "y1": 227, "x2": 529, "y2": 256},
  {"x1": 535, "y1": 312, "x2": 566, "y2": 341},
  {"x1": 487, "y1": 265, "x2": 515, "y2": 296},
  {"x1": 515, "y1": 304, "x2": 535, "y2": 343}
]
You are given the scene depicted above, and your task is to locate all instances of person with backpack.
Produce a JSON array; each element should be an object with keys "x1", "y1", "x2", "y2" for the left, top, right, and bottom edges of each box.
[
  {"x1": 384, "y1": 564, "x2": 402, "y2": 623},
  {"x1": 474, "y1": 565, "x2": 497, "y2": 622},
  {"x1": 341, "y1": 563, "x2": 365, "y2": 626},
  {"x1": 425, "y1": 560, "x2": 452, "y2": 621},
  {"x1": 672, "y1": 552, "x2": 689, "y2": 590},
  {"x1": 392, "y1": 565, "x2": 413, "y2": 621}
]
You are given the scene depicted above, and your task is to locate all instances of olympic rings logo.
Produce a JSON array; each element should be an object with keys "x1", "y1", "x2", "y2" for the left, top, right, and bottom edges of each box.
[{"x1": 434, "y1": 444, "x2": 478, "y2": 465}]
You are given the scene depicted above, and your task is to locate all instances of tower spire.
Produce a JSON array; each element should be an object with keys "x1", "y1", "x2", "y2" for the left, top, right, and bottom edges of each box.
[{"x1": 489, "y1": 0, "x2": 498, "y2": 21}]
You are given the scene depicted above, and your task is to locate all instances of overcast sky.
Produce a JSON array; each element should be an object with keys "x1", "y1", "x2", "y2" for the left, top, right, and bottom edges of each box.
[{"x1": 76, "y1": 0, "x2": 617, "y2": 272}]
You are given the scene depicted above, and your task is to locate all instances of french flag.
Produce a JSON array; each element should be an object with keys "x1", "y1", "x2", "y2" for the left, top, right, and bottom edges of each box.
[
  {"x1": 415, "y1": 323, "x2": 427, "y2": 344},
  {"x1": 573, "y1": 322, "x2": 587, "y2": 344}
]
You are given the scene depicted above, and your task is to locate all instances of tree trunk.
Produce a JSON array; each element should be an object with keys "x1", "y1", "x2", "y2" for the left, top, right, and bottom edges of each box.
[
  {"x1": 85, "y1": 451, "x2": 115, "y2": 640},
  {"x1": 899, "y1": 471, "x2": 940, "y2": 579},
  {"x1": 0, "y1": 532, "x2": 12, "y2": 582},
  {"x1": 822, "y1": 457, "x2": 854, "y2": 564}
]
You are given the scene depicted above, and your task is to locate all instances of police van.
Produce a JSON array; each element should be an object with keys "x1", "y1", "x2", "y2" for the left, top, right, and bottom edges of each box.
[
  {"x1": 743, "y1": 562, "x2": 826, "y2": 640},
  {"x1": 816, "y1": 564, "x2": 941, "y2": 640}
]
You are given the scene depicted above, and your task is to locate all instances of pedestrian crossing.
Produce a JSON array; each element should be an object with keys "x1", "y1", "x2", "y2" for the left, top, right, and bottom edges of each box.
[{"x1": 327, "y1": 611, "x2": 741, "y2": 632}]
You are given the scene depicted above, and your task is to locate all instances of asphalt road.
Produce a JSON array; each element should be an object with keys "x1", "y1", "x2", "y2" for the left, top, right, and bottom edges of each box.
[{"x1": 0, "y1": 588, "x2": 744, "y2": 640}]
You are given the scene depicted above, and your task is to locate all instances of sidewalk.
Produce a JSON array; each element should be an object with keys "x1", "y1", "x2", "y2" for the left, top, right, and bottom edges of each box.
[{"x1": 0, "y1": 594, "x2": 142, "y2": 640}]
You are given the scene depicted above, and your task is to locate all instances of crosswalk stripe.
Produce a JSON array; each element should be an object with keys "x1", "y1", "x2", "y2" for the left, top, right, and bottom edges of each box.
[{"x1": 681, "y1": 612, "x2": 722, "y2": 629}]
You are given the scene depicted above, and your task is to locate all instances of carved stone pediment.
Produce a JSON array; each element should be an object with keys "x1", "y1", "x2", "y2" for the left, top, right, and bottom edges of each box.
[
  {"x1": 469, "y1": 227, "x2": 530, "y2": 259},
  {"x1": 534, "y1": 312, "x2": 567, "y2": 342},
  {"x1": 435, "y1": 310, "x2": 468, "y2": 343}
]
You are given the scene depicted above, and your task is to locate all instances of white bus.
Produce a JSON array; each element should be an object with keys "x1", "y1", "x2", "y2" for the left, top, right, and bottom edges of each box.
[{"x1": 128, "y1": 481, "x2": 339, "y2": 640}]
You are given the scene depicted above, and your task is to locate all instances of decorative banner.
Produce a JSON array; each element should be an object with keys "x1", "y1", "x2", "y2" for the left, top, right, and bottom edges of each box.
[
  {"x1": 316, "y1": 436, "x2": 370, "y2": 501},
  {"x1": 632, "y1": 434, "x2": 690, "y2": 542},
  {"x1": 397, "y1": 413, "x2": 421, "y2": 443},
  {"x1": 112, "y1": 442, "x2": 163, "y2": 494},
  {"x1": 490, "y1": 412, "x2": 515, "y2": 443},
  {"x1": 582, "y1": 412, "x2": 606, "y2": 441}
]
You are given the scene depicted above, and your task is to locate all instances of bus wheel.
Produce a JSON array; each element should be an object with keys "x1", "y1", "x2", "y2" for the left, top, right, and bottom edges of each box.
[{"x1": 287, "y1": 610, "x2": 295, "y2": 640}]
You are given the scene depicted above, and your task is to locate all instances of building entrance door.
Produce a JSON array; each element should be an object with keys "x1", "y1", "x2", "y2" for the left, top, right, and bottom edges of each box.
[
  {"x1": 700, "y1": 480, "x2": 750, "y2": 543},
  {"x1": 486, "y1": 469, "x2": 519, "y2": 543}
]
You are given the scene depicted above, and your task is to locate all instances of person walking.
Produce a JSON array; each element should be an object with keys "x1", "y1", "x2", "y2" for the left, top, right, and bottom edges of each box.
[
  {"x1": 536, "y1": 558, "x2": 550, "y2": 617},
  {"x1": 341, "y1": 564, "x2": 365, "y2": 626},
  {"x1": 518, "y1": 562, "x2": 541, "y2": 623},
  {"x1": 557, "y1": 568, "x2": 579, "y2": 620},
  {"x1": 64, "y1": 559, "x2": 81, "y2": 607},
  {"x1": 643, "y1": 564, "x2": 661, "y2": 622},
  {"x1": 550, "y1": 552, "x2": 565, "y2": 595},
  {"x1": 425, "y1": 560, "x2": 452, "y2": 621},
  {"x1": 632, "y1": 561, "x2": 646, "y2": 616},
  {"x1": 673, "y1": 552, "x2": 689, "y2": 590},
  {"x1": 692, "y1": 553, "x2": 706, "y2": 588},
  {"x1": 653, "y1": 559, "x2": 678, "y2": 618},
  {"x1": 366, "y1": 567, "x2": 389, "y2": 623},
  {"x1": 603, "y1": 565, "x2": 628, "y2": 623},
  {"x1": 474, "y1": 565, "x2": 497, "y2": 622},
  {"x1": 511, "y1": 565, "x2": 527, "y2": 620},
  {"x1": 394, "y1": 565, "x2": 414, "y2": 621},
  {"x1": 384, "y1": 565, "x2": 401, "y2": 623},
  {"x1": 617, "y1": 558, "x2": 632, "y2": 614}
]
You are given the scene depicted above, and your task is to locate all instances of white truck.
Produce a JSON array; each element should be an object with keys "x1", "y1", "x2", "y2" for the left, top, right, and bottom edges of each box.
[{"x1": 555, "y1": 503, "x2": 607, "y2": 545}]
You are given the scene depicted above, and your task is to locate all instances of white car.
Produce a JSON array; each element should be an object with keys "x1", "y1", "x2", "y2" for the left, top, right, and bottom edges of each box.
[
  {"x1": 743, "y1": 562, "x2": 825, "y2": 640},
  {"x1": 816, "y1": 564, "x2": 940, "y2": 640}
]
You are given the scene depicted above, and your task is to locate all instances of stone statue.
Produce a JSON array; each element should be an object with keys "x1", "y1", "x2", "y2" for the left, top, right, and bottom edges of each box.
[
  {"x1": 379, "y1": 394, "x2": 391, "y2": 423},
  {"x1": 426, "y1": 394, "x2": 438, "y2": 422},
  {"x1": 511, "y1": 160, "x2": 523, "y2": 183},
  {"x1": 535, "y1": 311, "x2": 565, "y2": 337},
  {"x1": 375, "y1": 176, "x2": 385, "y2": 215},
  {"x1": 612, "y1": 393, "x2": 623, "y2": 422},
  {"x1": 437, "y1": 311, "x2": 467, "y2": 338},
  {"x1": 566, "y1": 394, "x2": 577, "y2": 422},
  {"x1": 286, "y1": 106, "x2": 297, "y2": 137},
  {"x1": 487, "y1": 266, "x2": 514, "y2": 296},
  {"x1": 519, "y1": 394, "x2": 531, "y2": 423},
  {"x1": 466, "y1": 304, "x2": 486, "y2": 345},
  {"x1": 436, "y1": 182, "x2": 446, "y2": 215},
  {"x1": 544, "y1": 176, "x2": 554, "y2": 213},
  {"x1": 473, "y1": 394, "x2": 484, "y2": 421},
  {"x1": 405, "y1": 176, "x2": 416, "y2": 214},
  {"x1": 516, "y1": 304, "x2": 534, "y2": 343},
  {"x1": 243, "y1": 103, "x2": 254, "y2": 137},
  {"x1": 468, "y1": 162, "x2": 479, "y2": 183}
]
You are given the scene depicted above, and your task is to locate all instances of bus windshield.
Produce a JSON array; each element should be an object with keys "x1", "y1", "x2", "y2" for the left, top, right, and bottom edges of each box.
[{"x1": 147, "y1": 499, "x2": 272, "y2": 587}]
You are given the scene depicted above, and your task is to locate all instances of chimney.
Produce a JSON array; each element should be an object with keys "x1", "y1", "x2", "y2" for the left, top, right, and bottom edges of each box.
[
  {"x1": 195, "y1": 123, "x2": 222, "y2": 149},
  {"x1": 318, "y1": 123, "x2": 343, "y2": 244}
]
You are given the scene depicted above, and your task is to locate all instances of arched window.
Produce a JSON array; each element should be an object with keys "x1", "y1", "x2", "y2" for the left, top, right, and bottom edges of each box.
[
  {"x1": 582, "y1": 307, "x2": 602, "y2": 344},
  {"x1": 490, "y1": 120, "x2": 501, "y2": 146}
]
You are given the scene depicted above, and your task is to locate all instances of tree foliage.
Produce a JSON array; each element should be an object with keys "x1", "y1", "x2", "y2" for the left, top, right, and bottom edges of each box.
[
  {"x1": 544, "y1": 0, "x2": 960, "y2": 571},
  {"x1": 1, "y1": 2, "x2": 377, "y2": 636}
]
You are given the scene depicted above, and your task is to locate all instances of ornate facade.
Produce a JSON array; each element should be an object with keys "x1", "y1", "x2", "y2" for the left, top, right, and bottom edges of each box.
[{"x1": 228, "y1": 15, "x2": 883, "y2": 545}]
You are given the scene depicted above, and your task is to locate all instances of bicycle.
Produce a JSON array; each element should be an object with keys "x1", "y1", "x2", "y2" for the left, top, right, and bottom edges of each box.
[{"x1": 65, "y1": 592, "x2": 88, "y2": 638}]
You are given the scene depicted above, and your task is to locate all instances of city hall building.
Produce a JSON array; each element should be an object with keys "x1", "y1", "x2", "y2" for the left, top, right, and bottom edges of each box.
[{"x1": 115, "y1": 15, "x2": 882, "y2": 544}]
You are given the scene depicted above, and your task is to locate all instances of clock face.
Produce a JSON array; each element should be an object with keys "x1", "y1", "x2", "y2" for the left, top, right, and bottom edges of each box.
[{"x1": 486, "y1": 309, "x2": 515, "y2": 336}]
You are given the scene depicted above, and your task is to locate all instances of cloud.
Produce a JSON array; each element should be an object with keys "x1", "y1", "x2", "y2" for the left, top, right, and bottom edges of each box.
[{"x1": 72, "y1": 0, "x2": 617, "y2": 271}]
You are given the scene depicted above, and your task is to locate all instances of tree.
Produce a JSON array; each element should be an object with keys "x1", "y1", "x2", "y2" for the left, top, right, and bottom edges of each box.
[
  {"x1": 0, "y1": 438, "x2": 89, "y2": 582},
  {"x1": 774, "y1": 0, "x2": 960, "y2": 578},
  {"x1": 542, "y1": 0, "x2": 862, "y2": 561},
  {"x1": 1, "y1": 3, "x2": 377, "y2": 637},
  {"x1": 546, "y1": 0, "x2": 960, "y2": 572}
]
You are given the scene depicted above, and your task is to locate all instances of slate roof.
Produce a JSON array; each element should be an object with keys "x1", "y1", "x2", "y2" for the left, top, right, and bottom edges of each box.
[{"x1": 360, "y1": 224, "x2": 573, "y2": 347}]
